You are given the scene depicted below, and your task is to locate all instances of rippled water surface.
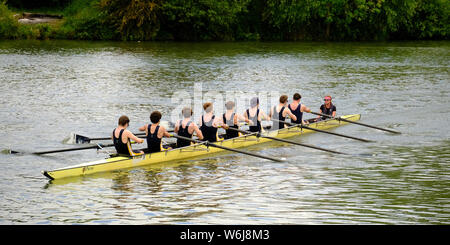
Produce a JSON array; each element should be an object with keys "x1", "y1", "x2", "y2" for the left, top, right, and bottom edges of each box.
[{"x1": 0, "y1": 40, "x2": 449, "y2": 224}]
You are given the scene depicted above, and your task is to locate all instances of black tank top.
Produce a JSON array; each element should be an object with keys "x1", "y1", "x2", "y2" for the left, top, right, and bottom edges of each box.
[
  {"x1": 177, "y1": 120, "x2": 193, "y2": 148},
  {"x1": 146, "y1": 124, "x2": 162, "y2": 153},
  {"x1": 247, "y1": 109, "x2": 261, "y2": 133},
  {"x1": 288, "y1": 103, "x2": 303, "y2": 124},
  {"x1": 113, "y1": 128, "x2": 130, "y2": 155},
  {"x1": 223, "y1": 112, "x2": 239, "y2": 139},
  {"x1": 273, "y1": 106, "x2": 286, "y2": 129},
  {"x1": 200, "y1": 115, "x2": 218, "y2": 142}
]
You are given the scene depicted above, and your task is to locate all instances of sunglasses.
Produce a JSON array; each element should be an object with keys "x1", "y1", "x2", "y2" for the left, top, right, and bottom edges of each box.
[{"x1": 324, "y1": 99, "x2": 331, "y2": 101}]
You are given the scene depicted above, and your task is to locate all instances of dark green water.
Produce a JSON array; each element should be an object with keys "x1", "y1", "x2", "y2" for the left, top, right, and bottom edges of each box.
[{"x1": 0, "y1": 40, "x2": 448, "y2": 224}]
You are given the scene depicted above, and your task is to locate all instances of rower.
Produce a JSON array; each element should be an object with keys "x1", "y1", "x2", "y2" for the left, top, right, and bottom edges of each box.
[
  {"x1": 287, "y1": 93, "x2": 311, "y2": 125},
  {"x1": 268, "y1": 95, "x2": 297, "y2": 130},
  {"x1": 221, "y1": 101, "x2": 248, "y2": 139},
  {"x1": 112, "y1": 115, "x2": 144, "y2": 156},
  {"x1": 317, "y1": 95, "x2": 336, "y2": 121},
  {"x1": 244, "y1": 97, "x2": 268, "y2": 133},
  {"x1": 138, "y1": 111, "x2": 171, "y2": 153},
  {"x1": 174, "y1": 107, "x2": 203, "y2": 148},
  {"x1": 199, "y1": 102, "x2": 220, "y2": 142}
]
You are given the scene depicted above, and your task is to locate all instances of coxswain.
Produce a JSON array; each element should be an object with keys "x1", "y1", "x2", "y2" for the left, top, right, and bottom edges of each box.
[
  {"x1": 317, "y1": 95, "x2": 336, "y2": 120},
  {"x1": 138, "y1": 111, "x2": 171, "y2": 153},
  {"x1": 268, "y1": 95, "x2": 297, "y2": 129},
  {"x1": 198, "y1": 102, "x2": 220, "y2": 142},
  {"x1": 220, "y1": 101, "x2": 248, "y2": 139},
  {"x1": 287, "y1": 93, "x2": 311, "y2": 125},
  {"x1": 112, "y1": 115, "x2": 144, "y2": 156},
  {"x1": 244, "y1": 97, "x2": 268, "y2": 133},
  {"x1": 174, "y1": 107, "x2": 203, "y2": 148}
]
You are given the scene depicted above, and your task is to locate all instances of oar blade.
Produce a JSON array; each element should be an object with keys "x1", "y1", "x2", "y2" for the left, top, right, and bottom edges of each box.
[
  {"x1": 75, "y1": 134, "x2": 91, "y2": 144},
  {"x1": 62, "y1": 133, "x2": 91, "y2": 144},
  {"x1": 1, "y1": 149, "x2": 21, "y2": 154}
]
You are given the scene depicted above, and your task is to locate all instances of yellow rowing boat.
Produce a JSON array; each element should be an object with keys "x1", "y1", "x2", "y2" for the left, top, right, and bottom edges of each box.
[{"x1": 42, "y1": 114, "x2": 361, "y2": 180}]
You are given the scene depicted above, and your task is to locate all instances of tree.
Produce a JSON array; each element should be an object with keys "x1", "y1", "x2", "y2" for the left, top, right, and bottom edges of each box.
[{"x1": 99, "y1": 0, "x2": 162, "y2": 41}]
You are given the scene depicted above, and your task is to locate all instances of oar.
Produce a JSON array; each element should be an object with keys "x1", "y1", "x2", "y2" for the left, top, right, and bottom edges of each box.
[
  {"x1": 224, "y1": 127, "x2": 346, "y2": 155},
  {"x1": 170, "y1": 134, "x2": 285, "y2": 162},
  {"x1": 73, "y1": 129, "x2": 175, "y2": 144},
  {"x1": 73, "y1": 133, "x2": 147, "y2": 144},
  {"x1": 8, "y1": 143, "x2": 115, "y2": 155},
  {"x1": 271, "y1": 118, "x2": 373, "y2": 143},
  {"x1": 309, "y1": 112, "x2": 401, "y2": 134}
]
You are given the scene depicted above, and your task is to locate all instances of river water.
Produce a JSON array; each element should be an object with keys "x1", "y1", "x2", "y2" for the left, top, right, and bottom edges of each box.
[{"x1": 0, "y1": 40, "x2": 448, "y2": 224}]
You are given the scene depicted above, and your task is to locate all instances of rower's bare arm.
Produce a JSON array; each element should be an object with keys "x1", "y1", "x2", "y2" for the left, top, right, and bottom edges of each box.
[
  {"x1": 242, "y1": 111, "x2": 253, "y2": 125},
  {"x1": 286, "y1": 108, "x2": 297, "y2": 121},
  {"x1": 174, "y1": 121, "x2": 180, "y2": 134},
  {"x1": 302, "y1": 105, "x2": 311, "y2": 113},
  {"x1": 218, "y1": 114, "x2": 226, "y2": 126},
  {"x1": 192, "y1": 124, "x2": 204, "y2": 140},
  {"x1": 161, "y1": 127, "x2": 171, "y2": 138},
  {"x1": 126, "y1": 130, "x2": 144, "y2": 144},
  {"x1": 237, "y1": 113, "x2": 249, "y2": 124},
  {"x1": 212, "y1": 116, "x2": 221, "y2": 127},
  {"x1": 332, "y1": 110, "x2": 336, "y2": 117},
  {"x1": 138, "y1": 125, "x2": 147, "y2": 132}
]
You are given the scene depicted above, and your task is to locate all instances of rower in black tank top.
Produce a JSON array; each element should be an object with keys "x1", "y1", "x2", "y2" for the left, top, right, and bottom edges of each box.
[
  {"x1": 146, "y1": 124, "x2": 162, "y2": 153},
  {"x1": 223, "y1": 112, "x2": 239, "y2": 139},
  {"x1": 177, "y1": 120, "x2": 193, "y2": 148},
  {"x1": 247, "y1": 109, "x2": 261, "y2": 133},
  {"x1": 273, "y1": 106, "x2": 286, "y2": 129},
  {"x1": 288, "y1": 103, "x2": 303, "y2": 124},
  {"x1": 113, "y1": 129, "x2": 131, "y2": 155},
  {"x1": 200, "y1": 115, "x2": 218, "y2": 142}
]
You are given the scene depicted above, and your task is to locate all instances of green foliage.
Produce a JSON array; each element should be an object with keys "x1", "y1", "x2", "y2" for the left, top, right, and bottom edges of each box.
[
  {"x1": 160, "y1": 0, "x2": 251, "y2": 41},
  {"x1": 58, "y1": 0, "x2": 115, "y2": 40},
  {"x1": 0, "y1": 1, "x2": 20, "y2": 39},
  {"x1": 0, "y1": 1, "x2": 53, "y2": 39},
  {"x1": 6, "y1": 0, "x2": 71, "y2": 9},
  {"x1": 99, "y1": 0, "x2": 162, "y2": 41},
  {"x1": 1, "y1": 0, "x2": 448, "y2": 41},
  {"x1": 404, "y1": 0, "x2": 449, "y2": 39},
  {"x1": 261, "y1": 0, "x2": 449, "y2": 41}
]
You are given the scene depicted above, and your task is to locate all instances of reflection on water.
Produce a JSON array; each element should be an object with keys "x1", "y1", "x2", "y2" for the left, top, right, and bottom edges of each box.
[{"x1": 0, "y1": 40, "x2": 449, "y2": 224}]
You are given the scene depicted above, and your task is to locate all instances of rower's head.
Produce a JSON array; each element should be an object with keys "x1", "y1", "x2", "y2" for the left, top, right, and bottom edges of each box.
[
  {"x1": 324, "y1": 95, "x2": 332, "y2": 105},
  {"x1": 118, "y1": 115, "x2": 130, "y2": 127},
  {"x1": 182, "y1": 107, "x2": 193, "y2": 118},
  {"x1": 279, "y1": 95, "x2": 288, "y2": 105},
  {"x1": 150, "y1": 111, "x2": 162, "y2": 124},
  {"x1": 225, "y1": 101, "x2": 235, "y2": 111},
  {"x1": 203, "y1": 102, "x2": 213, "y2": 113},
  {"x1": 293, "y1": 93, "x2": 301, "y2": 102},
  {"x1": 250, "y1": 97, "x2": 259, "y2": 108}
]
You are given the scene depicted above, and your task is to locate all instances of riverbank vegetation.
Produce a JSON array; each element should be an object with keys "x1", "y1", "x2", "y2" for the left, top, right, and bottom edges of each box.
[{"x1": 1, "y1": 0, "x2": 448, "y2": 41}]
